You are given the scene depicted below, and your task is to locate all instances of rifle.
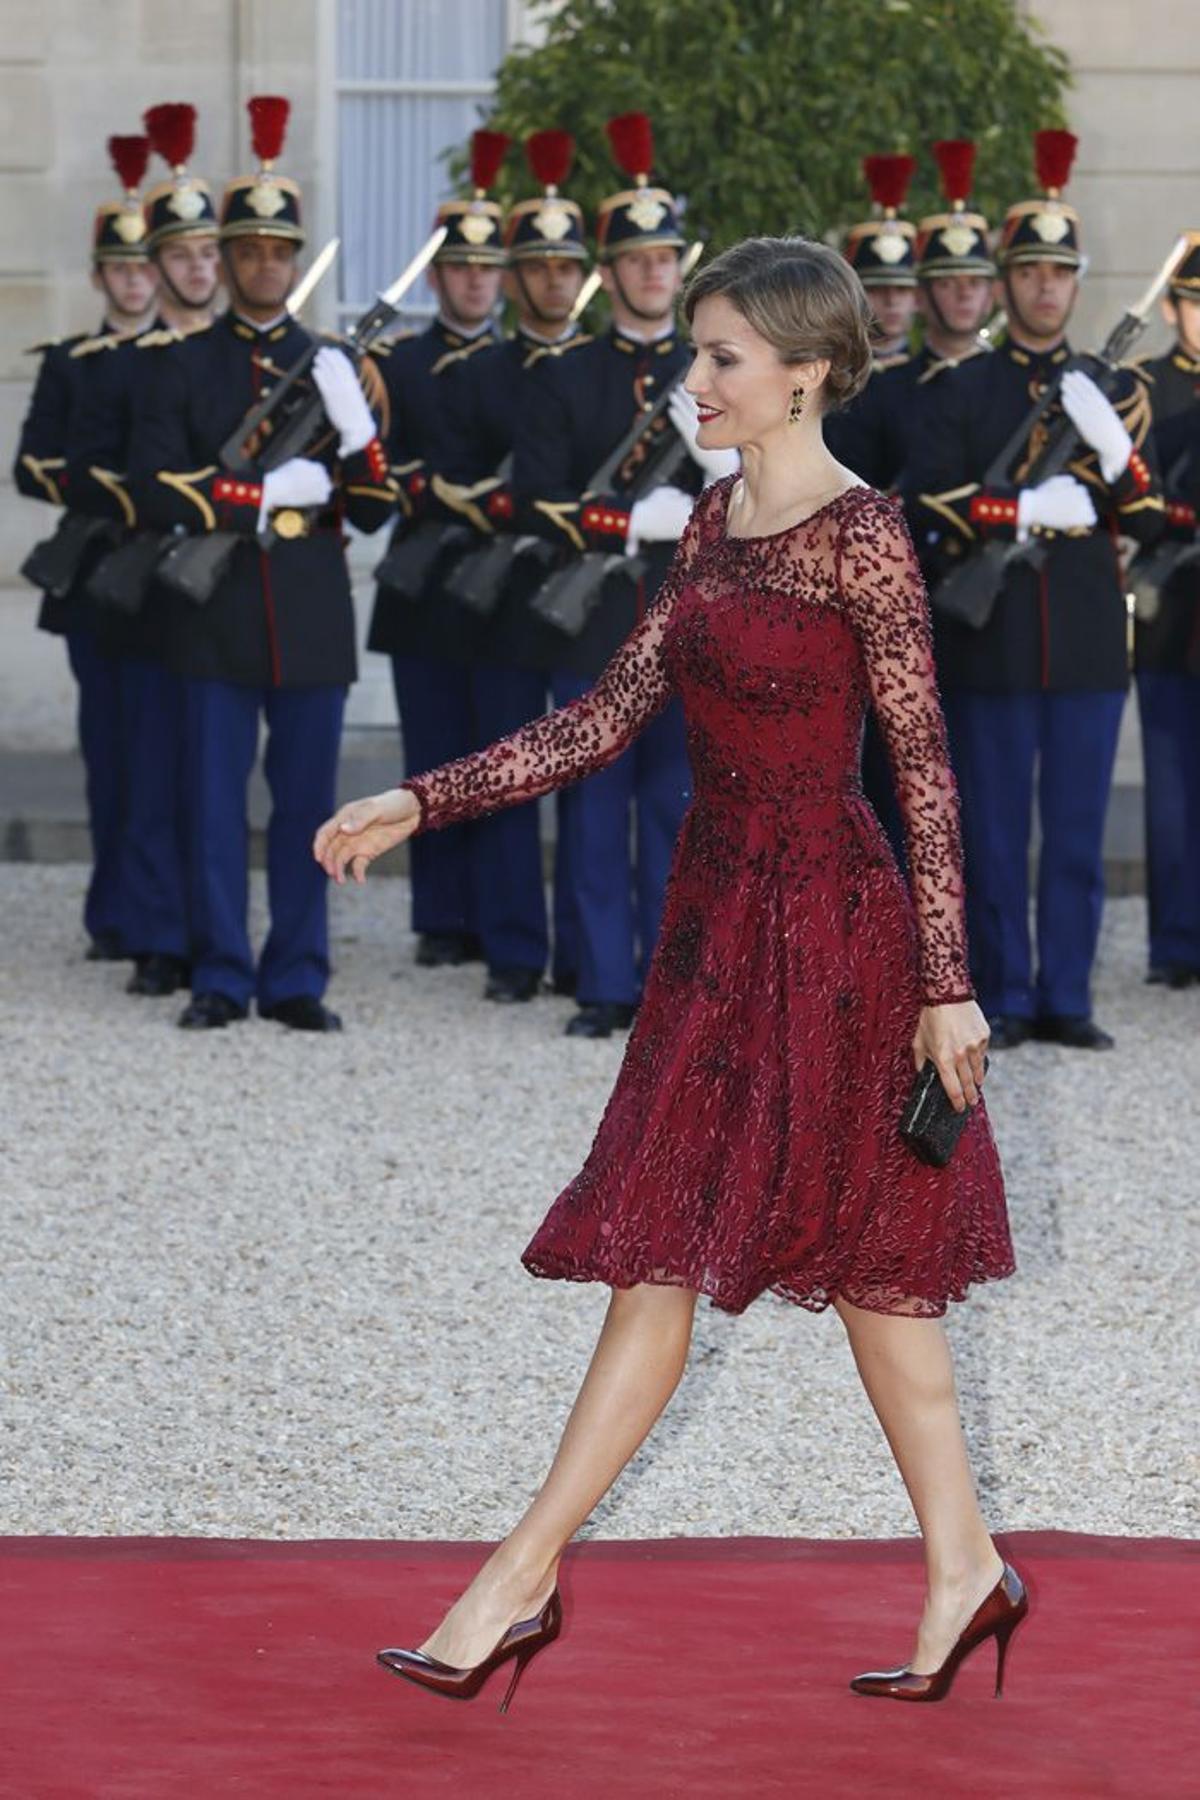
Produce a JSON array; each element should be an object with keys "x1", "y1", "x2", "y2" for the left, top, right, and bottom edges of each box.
[
  {"x1": 438, "y1": 455, "x2": 556, "y2": 618},
  {"x1": 528, "y1": 372, "x2": 691, "y2": 638},
  {"x1": 931, "y1": 238, "x2": 1189, "y2": 630},
  {"x1": 20, "y1": 513, "x2": 118, "y2": 599}
]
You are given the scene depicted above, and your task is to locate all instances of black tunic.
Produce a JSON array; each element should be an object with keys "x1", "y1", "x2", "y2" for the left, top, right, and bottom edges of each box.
[
  {"x1": 12, "y1": 326, "x2": 119, "y2": 636},
  {"x1": 512, "y1": 324, "x2": 701, "y2": 680},
  {"x1": 907, "y1": 339, "x2": 1164, "y2": 693},
  {"x1": 365, "y1": 318, "x2": 499, "y2": 662},
  {"x1": 1132, "y1": 346, "x2": 1200, "y2": 673},
  {"x1": 429, "y1": 326, "x2": 590, "y2": 671},
  {"x1": 130, "y1": 312, "x2": 395, "y2": 690}
]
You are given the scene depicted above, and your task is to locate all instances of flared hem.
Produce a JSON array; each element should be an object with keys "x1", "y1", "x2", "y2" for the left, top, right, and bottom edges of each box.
[{"x1": 519, "y1": 1247, "x2": 1019, "y2": 1321}]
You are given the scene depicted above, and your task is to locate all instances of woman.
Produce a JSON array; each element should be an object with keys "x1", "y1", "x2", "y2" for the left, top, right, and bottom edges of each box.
[{"x1": 314, "y1": 236, "x2": 1025, "y2": 1711}]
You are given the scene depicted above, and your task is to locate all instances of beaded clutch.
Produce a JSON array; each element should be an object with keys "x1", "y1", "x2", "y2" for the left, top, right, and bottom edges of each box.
[{"x1": 899, "y1": 1057, "x2": 988, "y2": 1167}]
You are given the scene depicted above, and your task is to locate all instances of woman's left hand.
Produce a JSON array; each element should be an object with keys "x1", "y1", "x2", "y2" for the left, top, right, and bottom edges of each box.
[{"x1": 912, "y1": 1000, "x2": 990, "y2": 1113}]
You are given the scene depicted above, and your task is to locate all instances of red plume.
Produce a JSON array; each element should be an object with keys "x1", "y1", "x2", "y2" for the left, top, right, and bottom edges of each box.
[
  {"x1": 1034, "y1": 128, "x2": 1077, "y2": 194},
  {"x1": 143, "y1": 103, "x2": 196, "y2": 170},
  {"x1": 932, "y1": 139, "x2": 976, "y2": 207},
  {"x1": 108, "y1": 135, "x2": 150, "y2": 194},
  {"x1": 248, "y1": 95, "x2": 290, "y2": 164},
  {"x1": 470, "y1": 128, "x2": 510, "y2": 193},
  {"x1": 606, "y1": 112, "x2": 655, "y2": 182},
  {"x1": 863, "y1": 153, "x2": 916, "y2": 213},
  {"x1": 526, "y1": 129, "x2": 575, "y2": 191}
]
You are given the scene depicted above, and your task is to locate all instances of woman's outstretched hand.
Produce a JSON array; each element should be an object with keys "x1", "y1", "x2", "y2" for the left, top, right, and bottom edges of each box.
[
  {"x1": 313, "y1": 787, "x2": 421, "y2": 885},
  {"x1": 912, "y1": 1000, "x2": 990, "y2": 1113}
]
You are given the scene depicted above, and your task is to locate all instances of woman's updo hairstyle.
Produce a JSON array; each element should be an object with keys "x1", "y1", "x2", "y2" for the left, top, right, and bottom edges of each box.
[{"x1": 683, "y1": 235, "x2": 877, "y2": 414}]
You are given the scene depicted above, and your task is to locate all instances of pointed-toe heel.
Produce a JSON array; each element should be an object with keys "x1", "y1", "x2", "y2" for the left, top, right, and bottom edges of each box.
[
  {"x1": 850, "y1": 1561, "x2": 1028, "y2": 1703},
  {"x1": 377, "y1": 1588, "x2": 562, "y2": 1714}
]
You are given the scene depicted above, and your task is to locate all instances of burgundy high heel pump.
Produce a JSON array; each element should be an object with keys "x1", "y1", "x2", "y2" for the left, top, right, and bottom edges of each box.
[
  {"x1": 377, "y1": 1589, "x2": 562, "y2": 1714},
  {"x1": 850, "y1": 1562, "x2": 1028, "y2": 1702}
]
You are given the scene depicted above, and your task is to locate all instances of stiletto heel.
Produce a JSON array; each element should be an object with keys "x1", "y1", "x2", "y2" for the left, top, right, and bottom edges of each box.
[
  {"x1": 850, "y1": 1562, "x2": 1028, "y2": 1703},
  {"x1": 377, "y1": 1588, "x2": 562, "y2": 1713},
  {"x1": 499, "y1": 1643, "x2": 538, "y2": 1714},
  {"x1": 993, "y1": 1612, "x2": 1019, "y2": 1698}
]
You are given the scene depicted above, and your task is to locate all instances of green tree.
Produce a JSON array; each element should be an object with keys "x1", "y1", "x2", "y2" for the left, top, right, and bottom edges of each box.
[{"x1": 453, "y1": 0, "x2": 1070, "y2": 249}]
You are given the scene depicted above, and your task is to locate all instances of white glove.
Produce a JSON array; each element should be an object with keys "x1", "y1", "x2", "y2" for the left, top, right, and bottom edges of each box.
[
  {"x1": 668, "y1": 387, "x2": 740, "y2": 484},
  {"x1": 312, "y1": 345, "x2": 376, "y2": 456},
  {"x1": 1015, "y1": 474, "x2": 1097, "y2": 540},
  {"x1": 626, "y1": 485, "x2": 695, "y2": 555},
  {"x1": 1059, "y1": 368, "x2": 1133, "y2": 484},
  {"x1": 258, "y1": 457, "x2": 333, "y2": 531}
]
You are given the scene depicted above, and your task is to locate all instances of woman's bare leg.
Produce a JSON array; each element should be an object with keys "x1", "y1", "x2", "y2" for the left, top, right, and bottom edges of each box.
[
  {"x1": 834, "y1": 1296, "x2": 1005, "y2": 1672},
  {"x1": 416, "y1": 1281, "x2": 699, "y2": 1667}
]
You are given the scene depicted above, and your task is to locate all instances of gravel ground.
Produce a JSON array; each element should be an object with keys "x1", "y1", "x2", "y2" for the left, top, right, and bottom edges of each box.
[{"x1": 1, "y1": 866, "x2": 1196, "y2": 1543}]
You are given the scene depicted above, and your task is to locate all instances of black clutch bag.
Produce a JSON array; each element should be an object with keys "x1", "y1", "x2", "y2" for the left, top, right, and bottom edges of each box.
[{"x1": 899, "y1": 1057, "x2": 988, "y2": 1168}]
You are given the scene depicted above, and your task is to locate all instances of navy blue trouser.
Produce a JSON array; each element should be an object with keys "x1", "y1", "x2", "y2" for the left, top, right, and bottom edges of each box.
[
  {"x1": 469, "y1": 663, "x2": 551, "y2": 974},
  {"x1": 1137, "y1": 669, "x2": 1200, "y2": 972},
  {"x1": 390, "y1": 655, "x2": 478, "y2": 941},
  {"x1": 66, "y1": 626, "x2": 127, "y2": 948},
  {"x1": 551, "y1": 673, "x2": 692, "y2": 1007},
  {"x1": 183, "y1": 677, "x2": 345, "y2": 1008},
  {"x1": 117, "y1": 655, "x2": 188, "y2": 958},
  {"x1": 942, "y1": 687, "x2": 1125, "y2": 1019}
]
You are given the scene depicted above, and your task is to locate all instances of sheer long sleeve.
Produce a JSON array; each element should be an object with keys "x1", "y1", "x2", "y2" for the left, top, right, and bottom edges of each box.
[
  {"x1": 838, "y1": 491, "x2": 974, "y2": 1006},
  {"x1": 405, "y1": 491, "x2": 710, "y2": 832}
]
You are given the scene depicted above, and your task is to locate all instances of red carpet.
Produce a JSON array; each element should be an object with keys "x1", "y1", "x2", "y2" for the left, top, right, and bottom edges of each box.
[{"x1": 2, "y1": 1531, "x2": 1195, "y2": 1799}]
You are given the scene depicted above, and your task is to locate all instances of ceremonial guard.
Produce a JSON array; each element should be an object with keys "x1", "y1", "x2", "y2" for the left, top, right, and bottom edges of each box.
[
  {"x1": 1133, "y1": 232, "x2": 1200, "y2": 987},
  {"x1": 840, "y1": 142, "x2": 995, "y2": 858},
  {"x1": 130, "y1": 96, "x2": 396, "y2": 1030},
  {"x1": 367, "y1": 130, "x2": 508, "y2": 971},
  {"x1": 908, "y1": 131, "x2": 1164, "y2": 1049},
  {"x1": 427, "y1": 129, "x2": 591, "y2": 1003},
  {"x1": 512, "y1": 113, "x2": 721, "y2": 1038},
  {"x1": 13, "y1": 135, "x2": 159, "y2": 961},
  {"x1": 66, "y1": 103, "x2": 222, "y2": 998}
]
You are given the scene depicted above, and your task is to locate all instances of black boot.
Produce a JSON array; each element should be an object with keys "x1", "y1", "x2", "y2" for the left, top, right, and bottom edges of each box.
[
  {"x1": 415, "y1": 931, "x2": 482, "y2": 968},
  {"x1": 987, "y1": 1015, "x2": 1032, "y2": 1051},
  {"x1": 86, "y1": 931, "x2": 128, "y2": 963},
  {"x1": 1146, "y1": 964, "x2": 1198, "y2": 990},
  {"x1": 259, "y1": 995, "x2": 343, "y2": 1032},
  {"x1": 178, "y1": 991, "x2": 247, "y2": 1030},
  {"x1": 564, "y1": 1001, "x2": 637, "y2": 1039},
  {"x1": 484, "y1": 966, "x2": 542, "y2": 1003},
  {"x1": 127, "y1": 953, "x2": 190, "y2": 997},
  {"x1": 1033, "y1": 1014, "x2": 1114, "y2": 1050}
]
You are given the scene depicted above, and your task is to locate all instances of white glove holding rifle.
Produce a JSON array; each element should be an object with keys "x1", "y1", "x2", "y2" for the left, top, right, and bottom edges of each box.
[
  {"x1": 1059, "y1": 368, "x2": 1133, "y2": 484},
  {"x1": 668, "y1": 386, "x2": 740, "y2": 484},
  {"x1": 257, "y1": 458, "x2": 334, "y2": 532},
  {"x1": 1015, "y1": 473, "x2": 1097, "y2": 541},
  {"x1": 312, "y1": 344, "x2": 376, "y2": 456},
  {"x1": 626, "y1": 485, "x2": 695, "y2": 555}
]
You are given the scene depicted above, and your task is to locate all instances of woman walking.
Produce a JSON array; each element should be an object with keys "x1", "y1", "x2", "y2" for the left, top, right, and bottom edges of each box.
[{"x1": 314, "y1": 236, "x2": 1024, "y2": 1710}]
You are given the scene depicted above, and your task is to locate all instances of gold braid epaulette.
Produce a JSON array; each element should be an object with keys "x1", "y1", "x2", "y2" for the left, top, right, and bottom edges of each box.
[{"x1": 524, "y1": 333, "x2": 594, "y2": 369}]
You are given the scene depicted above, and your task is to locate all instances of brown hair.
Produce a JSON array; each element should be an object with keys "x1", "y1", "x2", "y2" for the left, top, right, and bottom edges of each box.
[{"x1": 683, "y1": 235, "x2": 876, "y2": 413}]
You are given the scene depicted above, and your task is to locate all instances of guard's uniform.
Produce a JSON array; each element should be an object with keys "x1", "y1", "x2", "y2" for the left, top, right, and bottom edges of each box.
[
  {"x1": 367, "y1": 316, "x2": 498, "y2": 952},
  {"x1": 14, "y1": 328, "x2": 129, "y2": 951},
  {"x1": 1133, "y1": 233, "x2": 1200, "y2": 978},
  {"x1": 63, "y1": 112, "x2": 224, "y2": 977},
  {"x1": 511, "y1": 116, "x2": 698, "y2": 1018},
  {"x1": 366, "y1": 129, "x2": 509, "y2": 960},
  {"x1": 908, "y1": 143, "x2": 1164, "y2": 1026},
  {"x1": 65, "y1": 320, "x2": 192, "y2": 967},
  {"x1": 129, "y1": 107, "x2": 396, "y2": 1020},
  {"x1": 826, "y1": 152, "x2": 921, "y2": 861},
  {"x1": 11, "y1": 134, "x2": 156, "y2": 957},
  {"x1": 422, "y1": 132, "x2": 594, "y2": 991}
]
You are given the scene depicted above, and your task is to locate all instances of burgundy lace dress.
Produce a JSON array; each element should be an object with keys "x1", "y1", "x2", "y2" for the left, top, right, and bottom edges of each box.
[{"x1": 405, "y1": 478, "x2": 1015, "y2": 1318}]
